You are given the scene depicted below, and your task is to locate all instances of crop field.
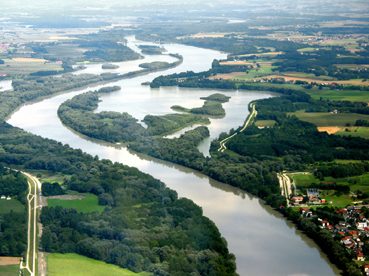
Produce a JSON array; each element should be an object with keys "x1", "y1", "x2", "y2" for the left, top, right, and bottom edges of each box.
[
  {"x1": 255, "y1": 120, "x2": 276, "y2": 127},
  {"x1": 0, "y1": 58, "x2": 62, "y2": 75},
  {"x1": 47, "y1": 253, "x2": 140, "y2": 276},
  {"x1": 0, "y1": 264, "x2": 19, "y2": 276},
  {"x1": 208, "y1": 72, "x2": 245, "y2": 80},
  {"x1": 288, "y1": 111, "x2": 369, "y2": 127},
  {"x1": 297, "y1": 47, "x2": 318, "y2": 52},
  {"x1": 0, "y1": 199, "x2": 25, "y2": 213},
  {"x1": 321, "y1": 193, "x2": 353, "y2": 208},
  {"x1": 260, "y1": 74, "x2": 335, "y2": 83},
  {"x1": 193, "y1": 33, "x2": 227, "y2": 38},
  {"x1": 335, "y1": 127, "x2": 369, "y2": 139},
  {"x1": 237, "y1": 51, "x2": 282, "y2": 57},
  {"x1": 47, "y1": 193, "x2": 105, "y2": 213},
  {"x1": 44, "y1": 44, "x2": 90, "y2": 59},
  {"x1": 307, "y1": 88, "x2": 369, "y2": 102},
  {"x1": 290, "y1": 173, "x2": 316, "y2": 187},
  {"x1": 232, "y1": 66, "x2": 278, "y2": 80},
  {"x1": 282, "y1": 72, "x2": 336, "y2": 81}
]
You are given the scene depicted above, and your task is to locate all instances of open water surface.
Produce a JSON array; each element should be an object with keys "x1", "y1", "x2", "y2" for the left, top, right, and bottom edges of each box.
[{"x1": 7, "y1": 36, "x2": 340, "y2": 276}]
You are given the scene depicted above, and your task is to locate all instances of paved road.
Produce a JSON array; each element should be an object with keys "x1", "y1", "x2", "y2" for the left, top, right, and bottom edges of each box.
[
  {"x1": 278, "y1": 173, "x2": 292, "y2": 205},
  {"x1": 218, "y1": 103, "x2": 257, "y2": 152},
  {"x1": 19, "y1": 172, "x2": 42, "y2": 276}
]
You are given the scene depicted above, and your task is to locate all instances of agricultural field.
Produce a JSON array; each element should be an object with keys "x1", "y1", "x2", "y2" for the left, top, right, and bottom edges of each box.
[
  {"x1": 254, "y1": 120, "x2": 277, "y2": 127},
  {"x1": 0, "y1": 264, "x2": 19, "y2": 276},
  {"x1": 297, "y1": 47, "x2": 319, "y2": 52},
  {"x1": 335, "y1": 127, "x2": 369, "y2": 139},
  {"x1": 307, "y1": 89, "x2": 369, "y2": 102},
  {"x1": 289, "y1": 173, "x2": 316, "y2": 187},
  {"x1": 0, "y1": 58, "x2": 62, "y2": 75},
  {"x1": 287, "y1": 111, "x2": 369, "y2": 127},
  {"x1": 47, "y1": 193, "x2": 105, "y2": 213},
  {"x1": 44, "y1": 44, "x2": 89, "y2": 60},
  {"x1": 47, "y1": 253, "x2": 143, "y2": 276},
  {"x1": 0, "y1": 199, "x2": 25, "y2": 213},
  {"x1": 233, "y1": 66, "x2": 277, "y2": 80}
]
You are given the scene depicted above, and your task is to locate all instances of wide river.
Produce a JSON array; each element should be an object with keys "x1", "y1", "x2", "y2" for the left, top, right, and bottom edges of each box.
[{"x1": 7, "y1": 36, "x2": 340, "y2": 276}]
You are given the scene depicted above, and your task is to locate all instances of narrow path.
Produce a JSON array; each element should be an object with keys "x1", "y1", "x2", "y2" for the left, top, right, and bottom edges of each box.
[{"x1": 218, "y1": 103, "x2": 257, "y2": 152}]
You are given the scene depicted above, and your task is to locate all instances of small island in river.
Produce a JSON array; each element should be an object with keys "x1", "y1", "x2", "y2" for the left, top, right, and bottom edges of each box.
[
  {"x1": 172, "y1": 93, "x2": 230, "y2": 117},
  {"x1": 102, "y1": 63, "x2": 119, "y2": 69}
]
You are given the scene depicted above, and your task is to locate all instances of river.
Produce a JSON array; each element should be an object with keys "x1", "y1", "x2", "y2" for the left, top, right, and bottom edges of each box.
[{"x1": 7, "y1": 36, "x2": 340, "y2": 276}]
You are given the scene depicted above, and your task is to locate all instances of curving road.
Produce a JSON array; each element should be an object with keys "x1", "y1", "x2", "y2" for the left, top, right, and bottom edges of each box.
[{"x1": 218, "y1": 103, "x2": 257, "y2": 152}]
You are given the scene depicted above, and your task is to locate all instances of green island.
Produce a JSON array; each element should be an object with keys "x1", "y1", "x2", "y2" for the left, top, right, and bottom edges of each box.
[
  {"x1": 102, "y1": 63, "x2": 120, "y2": 69},
  {"x1": 171, "y1": 93, "x2": 230, "y2": 117},
  {"x1": 57, "y1": 90, "x2": 210, "y2": 141},
  {"x1": 138, "y1": 45, "x2": 166, "y2": 55},
  {"x1": 139, "y1": 61, "x2": 171, "y2": 70},
  {"x1": 1, "y1": 1, "x2": 369, "y2": 276}
]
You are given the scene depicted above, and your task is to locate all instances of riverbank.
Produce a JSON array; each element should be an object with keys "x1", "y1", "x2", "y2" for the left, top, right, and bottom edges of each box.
[{"x1": 6, "y1": 40, "x2": 340, "y2": 276}]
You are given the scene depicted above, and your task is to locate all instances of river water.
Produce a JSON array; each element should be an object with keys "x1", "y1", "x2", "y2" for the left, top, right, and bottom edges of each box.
[{"x1": 7, "y1": 36, "x2": 340, "y2": 276}]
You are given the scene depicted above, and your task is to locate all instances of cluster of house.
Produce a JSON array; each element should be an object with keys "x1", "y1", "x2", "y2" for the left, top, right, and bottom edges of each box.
[
  {"x1": 0, "y1": 43, "x2": 10, "y2": 51},
  {"x1": 276, "y1": 33, "x2": 364, "y2": 45},
  {"x1": 291, "y1": 189, "x2": 326, "y2": 205},
  {"x1": 300, "y1": 205, "x2": 369, "y2": 272},
  {"x1": 0, "y1": 195, "x2": 11, "y2": 200}
]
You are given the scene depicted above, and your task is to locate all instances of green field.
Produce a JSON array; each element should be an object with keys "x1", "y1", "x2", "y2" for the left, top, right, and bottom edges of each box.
[
  {"x1": 47, "y1": 253, "x2": 141, "y2": 276},
  {"x1": 307, "y1": 89, "x2": 369, "y2": 102},
  {"x1": 0, "y1": 264, "x2": 19, "y2": 276},
  {"x1": 283, "y1": 72, "x2": 336, "y2": 81},
  {"x1": 0, "y1": 59, "x2": 62, "y2": 75},
  {"x1": 297, "y1": 47, "x2": 318, "y2": 52},
  {"x1": 47, "y1": 193, "x2": 105, "y2": 213},
  {"x1": 334, "y1": 159, "x2": 366, "y2": 164},
  {"x1": 291, "y1": 172, "x2": 369, "y2": 207},
  {"x1": 255, "y1": 120, "x2": 276, "y2": 127},
  {"x1": 321, "y1": 193, "x2": 353, "y2": 208},
  {"x1": 288, "y1": 111, "x2": 369, "y2": 127},
  {"x1": 335, "y1": 127, "x2": 369, "y2": 139},
  {"x1": 232, "y1": 66, "x2": 278, "y2": 80},
  {"x1": 0, "y1": 199, "x2": 25, "y2": 213},
  {"x1": 290, "y1": 173, "x2": 316, "y2": 187}
]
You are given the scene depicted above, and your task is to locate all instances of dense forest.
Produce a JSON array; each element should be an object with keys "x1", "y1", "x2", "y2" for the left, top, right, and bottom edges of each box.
[
  {"x1": 0, "y1": 122, "x2": 237, "y2": 275},
  {"x1": 57, "y1": 90, "x2": 210, "y2": 141},
  {"x1": 0, "y1": 166, "x2": 28, "y2": 257},
  {"x1": 54, "y1": 67, "x2": 369, "y2": 275}
]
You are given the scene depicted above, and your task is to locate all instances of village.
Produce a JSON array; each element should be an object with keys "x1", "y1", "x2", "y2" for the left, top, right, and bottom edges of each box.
[{"x1": 288, "y1": 187, "x2": 369, "y2": 274}]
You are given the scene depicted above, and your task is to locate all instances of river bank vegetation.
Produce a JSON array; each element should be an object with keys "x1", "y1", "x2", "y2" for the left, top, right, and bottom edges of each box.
[
  {"x1": 0, "y1": 166, "x2": 28, "y2": 258},
  {"x1": 0, "y1": 122, "x2": 237, "y2": 275},
  {"x1": 1, "y1": 3, "x2": 369, "y2": 275},
  {"x1": 171, "y1": 94, "x2": 230, "y2": 117}
]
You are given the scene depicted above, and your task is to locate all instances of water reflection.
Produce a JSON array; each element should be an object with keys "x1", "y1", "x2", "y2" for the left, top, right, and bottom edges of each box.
[{"x1": 6, "y1": 36, "x2": 341, "y2": 276}]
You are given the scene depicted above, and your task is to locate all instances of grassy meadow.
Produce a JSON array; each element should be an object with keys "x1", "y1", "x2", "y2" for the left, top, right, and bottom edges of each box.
[
  {"x1": 0, "y1": 264, "x2": 19, "y2": 276},
  {"x1": 307, "y1": 89, "x2": 369, "y2": 102},
  {"x1": 291, "y1": 172, "x2": 369, "y2": 207},
  {"x1": 288, "y1": 111, "x2": 369, "y2": 127},
  {"x1": 47, "y1": 253, "x2": 142, "y2": 276},
  {"x1": 0, "y1": 199, "x2": 25, "y2": 213},
  {"x1": 335, "y1": 127, "x2": 369, "y2": 139},
  {"x1": 47, "y1": 193, "x2": 105, "y2": 213},
  {"x1": 254, "y1": 120, "x2": 276, "y2": 127},
  {"x1": 0, "y1": 58, "x2": 62, "y2": 75}
]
